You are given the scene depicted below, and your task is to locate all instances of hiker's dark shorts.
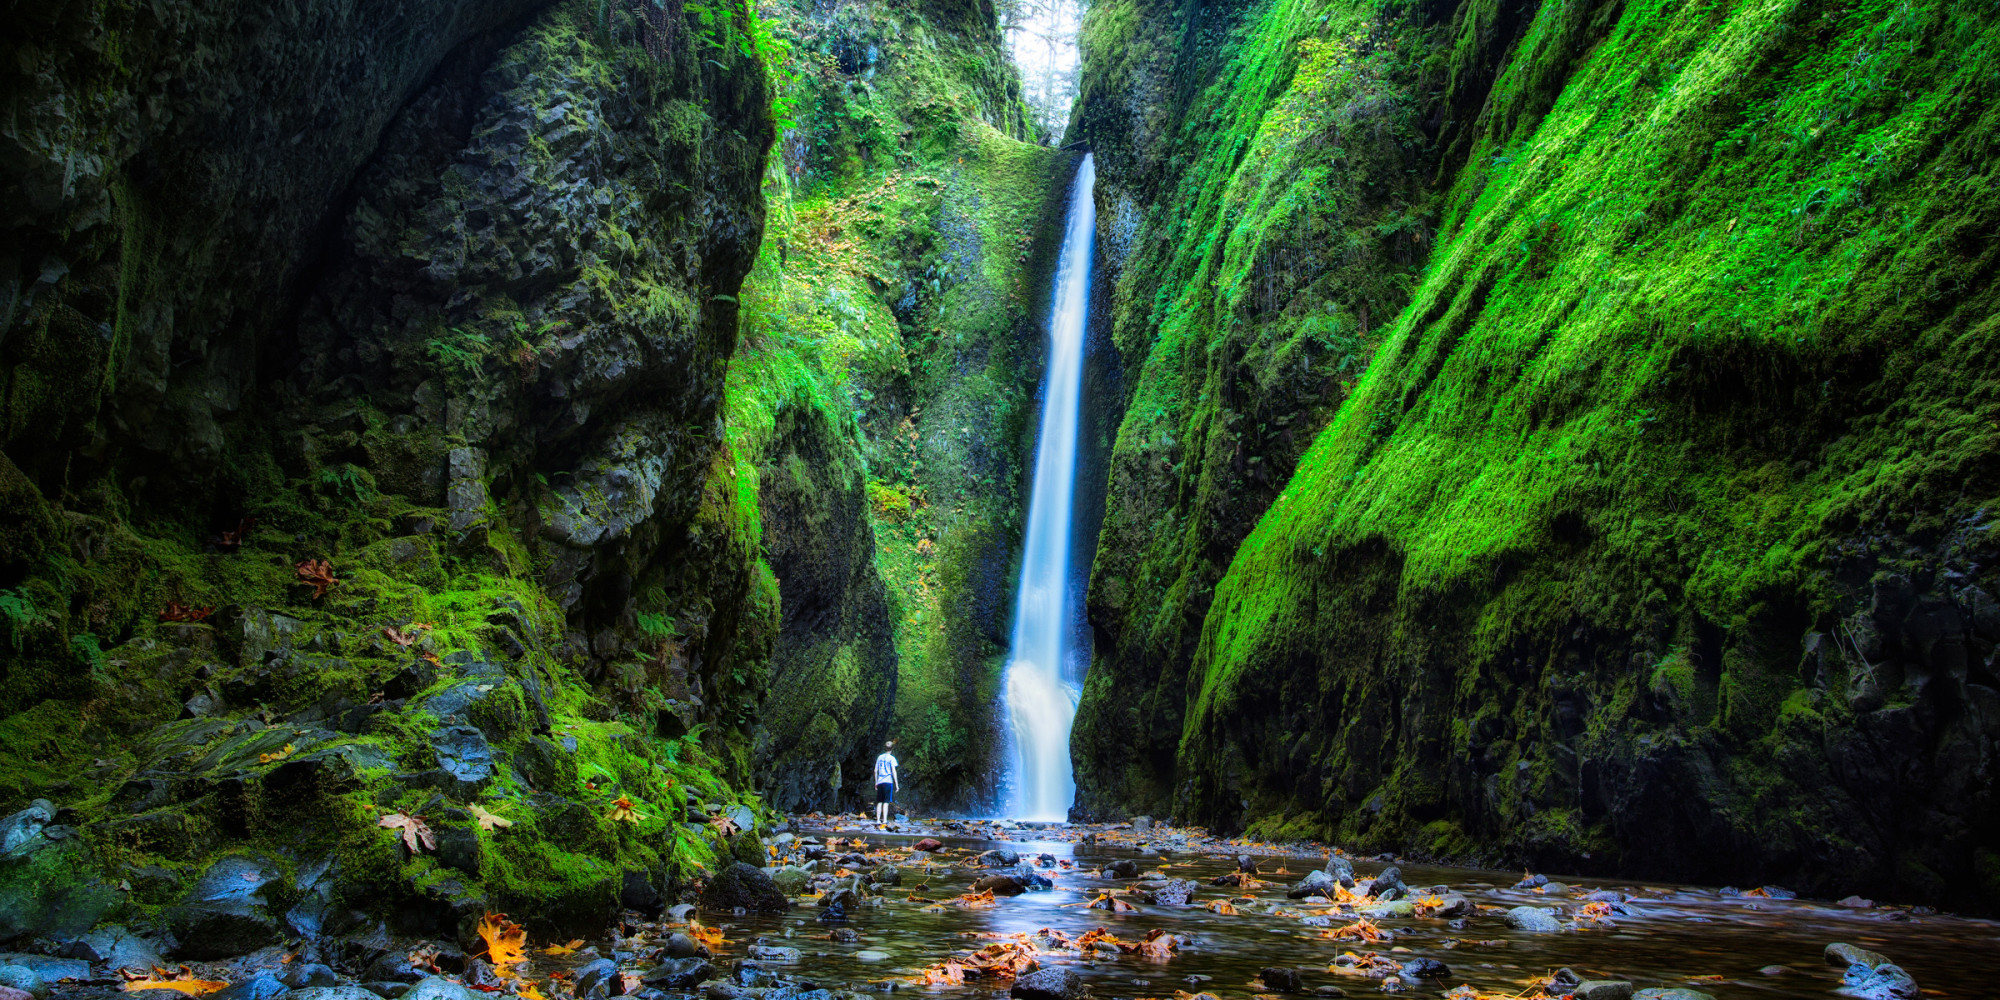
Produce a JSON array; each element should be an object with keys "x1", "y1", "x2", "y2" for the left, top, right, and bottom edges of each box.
[{"x1": 876, "y1": 782, "x2": 895, "y2": 804}]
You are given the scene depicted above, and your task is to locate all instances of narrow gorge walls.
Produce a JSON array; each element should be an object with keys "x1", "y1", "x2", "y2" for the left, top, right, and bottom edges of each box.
[
  {"x1": 1, "y1": 0, "x2": 777, "y2": 946},
  {"x1": 1070, "y1": 0, "x2": 2000, "y2": 910},
  {"x1": 729, "y1": 0, "x2": 1074, "y2": 815}
]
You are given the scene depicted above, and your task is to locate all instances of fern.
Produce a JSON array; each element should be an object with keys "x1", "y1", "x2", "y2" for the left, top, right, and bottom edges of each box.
[{"x1": 0, "y1": 589, "x2": 48, "y2": 652}]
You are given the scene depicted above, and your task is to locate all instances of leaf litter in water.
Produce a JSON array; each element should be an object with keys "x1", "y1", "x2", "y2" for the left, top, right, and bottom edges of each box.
[{"x1": 121, "y1": 967, "x2": 229, "y2": 996}]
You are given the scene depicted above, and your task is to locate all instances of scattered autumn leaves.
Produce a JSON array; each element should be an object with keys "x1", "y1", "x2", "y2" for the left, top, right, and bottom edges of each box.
[{"x1": 120, "y1": 968, "x2": 228, "y2": 996}]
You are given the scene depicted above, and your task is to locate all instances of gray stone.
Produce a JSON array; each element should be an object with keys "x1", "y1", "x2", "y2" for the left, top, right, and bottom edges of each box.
[
  {"x1": 977, "y1": 850, "x2": 1021, "y2": 867},
  {"x1": 1105, "y1": 858, "x2": 1139, "y2": 878},
  {"x1": 1826, "y1": 942, "x2": 1891, "y2": 969},
  {"x1": 1259, "y1": 968, "x2": 1303, "y2": 992},
  {"x1": 1572, "y1": 982, "x2": 1633, "y2": 1000},
  {"x1": 62, "y1": 924, "x2": 165, "y2": 970},
  {"x1": 288, "y1": 989, "x2": 384, "y2": 1000},
  {"x1": 1844, "y1": 964, "x2": 1920, "y2": 999},
  {"x1": 0, "y1": 957, "x2": 85, "y2": 984},
  {"x1": 1152, "y1": 878, "x2": 1199, "y2": 906},
  {"x1": 283, "y1": 965, "x2": 341, "y2": 989},
  {"x1": 1287, "y1": 870, "x2": 1337, "y2": 899},
  {"x1": 868, "y1": 863, "x2": 902, "y2": 886},
  {"x1": 210, "y1": 973, "x2": 291, "y2": 1000},
  {"x1": 1399, "y1": 958, "x2": 1449, "y2": 979},
  {"x1": 764, "y1": 864, "x2": 812, "y2": 896},
  {"x1": 572, "y1": 959, "x2": 619, "y2": 999},
  {"x1": 1430, "y1": 893, "x2": 1473, "y2": 918},
  {"x1": 1132, "y1": 816, "x2": 1152, "y2": 832},
  {"x1": 166, "y1": 855, "x2": 283, "y2": 958},
  {"x1": 973, "y1": 875, "x2": 1027, "y2": 895},
  {"x1": 1503, "y1": 906, "x2": 1563, "y2": 932},
  {"x1": 1631, "y1": 991, "x2": 1714, "y2": 1000},
  {"x1": 661, "y1": 933, "x2": 700, "y2": 958},
  {"x1": 406, "y1": 977, "x2": 476, "y2": 1000},
  {"x1": 1357, "y1": 900, "x2": 1415, "y2": 919},
  {"x1": 0, "y1": 967, "x2": 44, "y2": 1000},
  {"x1": 854, "y1": 951, "x2": 890, "y2": 962},
  {"x1": 0, "y1": 801, "x2": 54, "y2": 855},
  {"x1": 1011, "y1": 969, "x2": 1088, "y2": 1000},
  {"x1": 430, "y1": 726, "x2": 496, "y2": 786},
  {"x1": 748, "y1": 945, "x2": 801, "y2": 963},
  {"x1": 700, "y1": 862, "x2": 787, "y2": 913},
  {"x1": 641, "y1": 959, "x2": 713, "y2": 989}
]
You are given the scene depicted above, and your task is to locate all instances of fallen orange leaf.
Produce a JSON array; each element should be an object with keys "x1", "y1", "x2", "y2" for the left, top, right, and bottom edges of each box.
[{"x1": 476, "y1": 913, "x2": 528, "y2": 978}]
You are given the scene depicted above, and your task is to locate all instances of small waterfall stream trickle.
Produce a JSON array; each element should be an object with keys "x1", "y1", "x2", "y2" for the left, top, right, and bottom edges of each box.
[{"x1": 1001, "y1": 153, "x2": 1096, "y2": 822}]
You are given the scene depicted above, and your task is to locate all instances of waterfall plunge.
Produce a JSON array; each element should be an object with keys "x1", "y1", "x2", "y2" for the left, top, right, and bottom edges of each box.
[{"x1": 1002, "y1": 153, "x2": 1096, "y2": 822}]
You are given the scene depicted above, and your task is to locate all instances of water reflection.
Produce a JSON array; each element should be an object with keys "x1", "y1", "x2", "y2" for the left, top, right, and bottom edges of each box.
[{"x1": 707, "y1": 832, "x2": 1999, "y2": 999}]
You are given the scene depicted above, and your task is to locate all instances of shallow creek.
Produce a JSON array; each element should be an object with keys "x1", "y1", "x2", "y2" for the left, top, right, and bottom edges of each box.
[{"x1": 701, "y1": 829, "x2": 1996, "y2": 1000}]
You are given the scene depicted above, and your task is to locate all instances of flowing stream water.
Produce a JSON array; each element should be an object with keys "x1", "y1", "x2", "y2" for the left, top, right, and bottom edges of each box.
[
  {"x1": 704, "y1": 827, "x2": 1999, "y2": 1000},
  {"x1": 1001, "y1": 154, "x2": 1097, "y2": 822}
]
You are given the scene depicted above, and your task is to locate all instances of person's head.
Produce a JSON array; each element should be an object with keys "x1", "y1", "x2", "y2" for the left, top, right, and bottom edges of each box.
[{"x1": 886, "y1": 740, "x2": 895, "y2": 750}]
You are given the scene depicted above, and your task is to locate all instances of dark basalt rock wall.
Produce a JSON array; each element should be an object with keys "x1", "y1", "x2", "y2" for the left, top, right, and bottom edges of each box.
[
  {"x1": 1068, "y1": 0, "x2": 2000, "y2": 912},
  {"x1": 0, "y1": 0, "x2": 777, "y2": 952}
]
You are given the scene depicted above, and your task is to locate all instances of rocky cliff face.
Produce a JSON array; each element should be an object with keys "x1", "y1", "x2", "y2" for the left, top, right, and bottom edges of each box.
[
  {"x1": 1070, "y1": 0, "x2": 2000, "y2": 911},
  {"x1": 1, "y1": 0, "x2": 775, "y2": 951},
  {"x1": 725, "y1": 0, "x2": 1068, "y2": 814}
]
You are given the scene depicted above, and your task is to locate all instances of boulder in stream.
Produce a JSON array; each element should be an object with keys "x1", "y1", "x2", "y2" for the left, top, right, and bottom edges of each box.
[
  {"x1": 1258, "y1": 968, "x2": 1303, "y2": 992},
  {"x1": 1503, "y1": 906, "x2": 1563, "y2": 932},
  {"x1": 701, "y1": 863, "x2": 788, "y2": 913},
  {"x1": 1011, "y1": 969, "x2": 1088, "y2": 1000},
  {"x1": 1287, "y1": 870, "x2": 1337, "y2": 899},
  {"x1": 1843, "y1": 964, "x2": 1920, "y2": 999},
  {"x1": 1571, "y1": 982, "x2": 1633, "y2": 1000}
]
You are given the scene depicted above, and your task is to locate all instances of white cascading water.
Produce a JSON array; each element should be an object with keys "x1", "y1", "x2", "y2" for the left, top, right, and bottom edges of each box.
[{"x1": 1002, "y1": 153, "x2": 1096, "y2": 822}]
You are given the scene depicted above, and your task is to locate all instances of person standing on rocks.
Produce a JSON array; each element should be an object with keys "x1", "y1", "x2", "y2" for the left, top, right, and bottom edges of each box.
[{"x1": 874, "y1": 741, "x2": 900, "y2": 825}]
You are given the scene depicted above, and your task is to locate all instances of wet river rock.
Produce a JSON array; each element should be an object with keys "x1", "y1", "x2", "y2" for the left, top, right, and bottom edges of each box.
[
  {"x1": 1570, "y1": 982, "x2": 1634, "y2": 1000},
  {"x1": 1258, "y1": 968, "x2": 1303, "y2": 992},
  {"x1": 973, "y1": 875, "x2": 1028, "y2": 896},
  {"x1": 702, "y1": 863, "x2": 788, "y2": 913},
  {"x1": 1826, "y1": 942, "x2": 1892, "y2": 969},
  {"x1": 1503, "y1": 906, "x2": 1564, "y2": 932},
  {"x1": 1151, "y1": 878, "x2": 1200, "y2": 905},
  {"x1": 1011, "y1": 968, "x2": 1089, "y2": 1000},
  {"x1": 643, "y1": 959, "x2": 714, "y2": 989},
  {"x1": 1844, "y1": 964, "x2": 1921, "y2": 999}
]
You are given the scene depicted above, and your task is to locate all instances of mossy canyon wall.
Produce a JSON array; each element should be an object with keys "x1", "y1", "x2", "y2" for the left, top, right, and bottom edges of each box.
[
  {"x1": 0, "y1": 0, "x2": 1068, "y2": 949},
  {"x1": 1067, "y1": 0, "x2": 2000, "y2": 911}
]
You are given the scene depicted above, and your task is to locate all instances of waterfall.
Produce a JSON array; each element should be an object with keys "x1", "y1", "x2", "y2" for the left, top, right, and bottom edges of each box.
[{"x1": 1002, "y1": 153, "x2": 1096, "y2": 822}]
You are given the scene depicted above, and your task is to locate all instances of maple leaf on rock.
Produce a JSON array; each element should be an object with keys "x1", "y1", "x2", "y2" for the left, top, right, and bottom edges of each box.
[
  {"x1": 708, "y1": 812, "x2": 741, "y2": 837},
  {"x1": 608, "y1": 797, "x2": 645, "y2": 823},
  {"x1": 379, "y1": 812, "x2": 436, "y2": 853},
  {"x1": 470, "y1": 804, "x2": 514, "y2": 831},
  {"x1": 383, "y1": 626, "x2": 418, "y2": 647},
  {"x1": 476, "y1": 913, "x2": 529, "y2": 978},
  {"x1": 515, "y1": 985, "x2": 547, "y2": 1000},
  {"x1": 295, "y1": 559, "x2": 338, "y2": 598},
  {"x1": 257, "y1": 743, "x2": 296, "y2": 764}
]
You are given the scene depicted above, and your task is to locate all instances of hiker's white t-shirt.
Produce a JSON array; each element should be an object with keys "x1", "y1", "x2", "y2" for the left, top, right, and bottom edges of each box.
[{"x1": 874, "y1": 752, "x2": 898, "y2": 785}]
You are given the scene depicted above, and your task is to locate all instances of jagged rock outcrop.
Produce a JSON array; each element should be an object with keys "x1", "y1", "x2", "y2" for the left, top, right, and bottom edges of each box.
[{"x1": 0, "y1": 0, "x2": 775, "y2": 953}]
